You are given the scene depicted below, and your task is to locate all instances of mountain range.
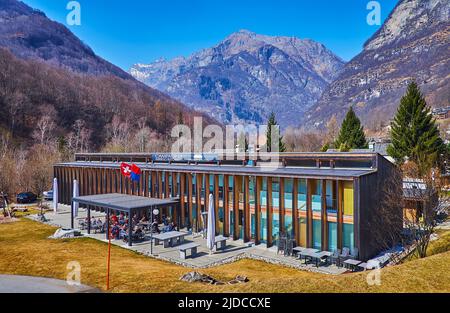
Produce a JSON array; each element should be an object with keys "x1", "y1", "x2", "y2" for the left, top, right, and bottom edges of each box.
[
  {"x1": 131, "y1": 30, "x2": 345, "y2": 126},
  {"x1": 302, "y1": 0, "x2": 450, "y2": 129},
  {"x1": 132, "y1": 0, "x2": 450, "y2": 130}
]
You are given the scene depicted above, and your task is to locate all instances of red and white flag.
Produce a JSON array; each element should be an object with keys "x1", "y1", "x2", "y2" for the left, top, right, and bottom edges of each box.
[{"x1": 120, "y1": 162, "x2": 132, "y2": 177}]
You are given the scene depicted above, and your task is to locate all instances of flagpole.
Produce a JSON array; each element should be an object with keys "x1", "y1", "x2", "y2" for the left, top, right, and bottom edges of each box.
[{"x1": 106, "y1": 217, "x2": 111, "y2": 291}]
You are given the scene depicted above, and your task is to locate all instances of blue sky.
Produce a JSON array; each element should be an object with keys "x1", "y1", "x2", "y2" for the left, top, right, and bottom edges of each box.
[{"x1": 22, "y1": 0, "x2": 398, "y2": 71}]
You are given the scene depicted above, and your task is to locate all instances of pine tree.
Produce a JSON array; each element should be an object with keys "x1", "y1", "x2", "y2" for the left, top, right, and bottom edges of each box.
[
  {"x1": 265, "y1": 112, "x2": 286, "y2": 152},
  {"x1": 335, "y1": 107, "x2": 368, "y2": 150},
  {"x1": 387, "y1": 81, "x2": 444, "y2": 172}
]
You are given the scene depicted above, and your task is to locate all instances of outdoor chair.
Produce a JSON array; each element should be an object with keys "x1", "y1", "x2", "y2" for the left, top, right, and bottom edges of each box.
[
  {"x1": 338, "y1": 247, "x2": 351, "y2": 267},
  {"x1": 330, "y1": 249, "x2": 341, "y2": 265},
  {"x1": 277, "y1": 237, "x2": 287, "y2": 255},
  {"x1": 78, "y1": 219, "x2": 87, "y2": 230},
  {"x1": 285, "y1": 239, "x2": 295, "y2": 256},
  {"x1": 93, "y1": 222, "x2": 104, "y2": 234},
  {"x1": 350, "y1": 248, "x2": 359, "y2": 260}
]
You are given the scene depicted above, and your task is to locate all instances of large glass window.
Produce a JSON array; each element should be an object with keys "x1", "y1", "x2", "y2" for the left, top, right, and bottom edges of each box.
[
  {"x1": 238, "y1": 176, "x2": 244, "y2": 239},
  {"x1": 192, "y1": 175, "x2": 197, "y2": 224},
  {"x1": 249, "y1": 177, "x2": 256, "y2": 240},
  {"x1": 272, "y1": 178, "x2": 280, "y2": 245},
  {"x1": 311, "y1": 180, "x2": 322, "y2": 249},
  {"x1": 260, "y1": 177, "x2": 267, "y2": 243},
  {"x1": 229, "y1": 176, "x2": 234, "y2": 237},
  {"x1": 284, "y1": 178, "x2": 293, "y2": 238},
  {"x1": 298, "y1": 179, "x2": 307, "y2": 247},
  {"x1": 343, "y1": 181, "x2": 355, "y2": 251},
  {"x1": 326, "y1": 180, "x2": 337, "y2": 251},
  {"x1": 218, "y1": 175, "x2": 224, "y2": 235}
]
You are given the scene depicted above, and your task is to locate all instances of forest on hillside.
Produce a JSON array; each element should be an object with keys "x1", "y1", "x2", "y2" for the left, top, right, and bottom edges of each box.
[{"x1": 0, "y1": 48, "x2": 213, "y2": 152}]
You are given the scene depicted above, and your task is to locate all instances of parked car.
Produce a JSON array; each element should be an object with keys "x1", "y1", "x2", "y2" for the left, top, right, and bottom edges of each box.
[
  {"x1": 43, "y1": 190, "x2": 53, "y2": 201},
  {"x1": 16, "y1": 192, "x2": 37, "y2": 204}
]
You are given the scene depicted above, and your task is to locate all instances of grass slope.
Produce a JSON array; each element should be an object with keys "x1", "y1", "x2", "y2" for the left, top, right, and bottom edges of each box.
[{"x1": 0, "y1": 219, "x2": 449, "y2": 293}]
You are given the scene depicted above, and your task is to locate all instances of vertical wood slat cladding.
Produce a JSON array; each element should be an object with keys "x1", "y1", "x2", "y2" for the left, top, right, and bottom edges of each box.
[
  {"x1": 233, "y1": 175, "x2": 241, "y2": 240},
  {"x1": 214, "y1": 174, "x2": 219, "y2": 234},
  {"x1": 205, "y1": 174, "x2": 210, "y2": 211},
  {"x1": 223, "y1": 174, "x2": 229, "y2": 237},
  {"x1": 143, "y1": 171, "x2": 148, "y2": 197},
  {"x1": 173, "y1": 172, "x2": 178, "y2": 197},
  {"x1": 78, "y1": 167, "x2": 82, "y2": 197},
  {"x1": 279, "y1": 178, "x2": 285, "y2": 234},
  {"x1": 164, "y1": 172, "x2": 170, "y2": 198},
  {"x1": 159, "y1": 172, "x2": 163, "y2": 198},
  {"x1": 171, "y1": 172, "x2": 178, "y2": 224},
  {"x1": 187, "y1": 173, "x2": 193, "y2": 228},
  {"x1": 306, "y1": 178, "x2": 313, "y2": 248},
  {"x1": 293, "y1": 178, "x2": 299, "y2": 246},
  {"x1": 66, "y1": 167, "x2": 69, "y2": 200},
  {"x1": 180, "y1": 173, "x2": 186, "y2": 228},
  {"x1": 244, "y1": 176, "x2": 250, "y2": 242},
  {"x1": 267, "y1": 176, "x2": 273, "y2": 247},
  {"x1": 321, "y1": 179, "x2": 328, "y2": 251},
  {"x1": 255, "y1": 176, "x2": 261, "y2": 244}
]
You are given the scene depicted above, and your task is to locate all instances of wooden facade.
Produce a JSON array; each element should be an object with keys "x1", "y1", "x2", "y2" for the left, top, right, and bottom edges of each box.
[{"x1": 54, "y1": 152, "x2": 400, "y2": 261}]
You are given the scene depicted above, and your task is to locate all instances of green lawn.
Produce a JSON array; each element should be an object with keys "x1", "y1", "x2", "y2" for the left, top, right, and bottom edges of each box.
[{"x1": 0, "y1": 218, "x2": 449, "y2": 293}]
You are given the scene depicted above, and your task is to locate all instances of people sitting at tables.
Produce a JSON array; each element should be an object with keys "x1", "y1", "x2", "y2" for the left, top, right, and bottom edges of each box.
[
  {"x1": 139, "y1": 215, "x2": 148, "y2": 223},
  {"x1": 96, "y1": 218, "x2": 103, "y2": 232},
  {"x1": 111, "y1": 222, "x2": 120, "y2": 239},
  {"x1": 111, "y1": 214, "x2": 118, "y2": 225},
  {"x1": 162, "y1": 215, "x2": 169, "y2": 226},
  {"x1": 91, "y1": 217, "x2": 97, "y2": 229},
  {"x1": 151, "y1": 221, "x2": 160, "y2": 234},
  {"x1": 132, "y1": 213, "x2": 139, "y2": 225},
  {"x1": 162, "y1": 221, "x2": 175, "y2": 233},
  {"x1": 119, "y1": 224, "x2": 128, "y2": 240},
  {"x1": 118, "y1": 213, "x2": 125, "y2": 225}
]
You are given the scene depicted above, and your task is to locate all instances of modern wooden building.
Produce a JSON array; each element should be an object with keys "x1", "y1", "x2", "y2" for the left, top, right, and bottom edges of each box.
[{"x1": 54, "y1": 152, "x2": 401, "y2": 261}]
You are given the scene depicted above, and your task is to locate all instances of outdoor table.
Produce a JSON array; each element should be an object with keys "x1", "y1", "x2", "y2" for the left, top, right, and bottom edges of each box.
[
  {"x1": 152, "y1": 231, "x2": 187, "y2": 248},
  {"x1": 309, "y1": 251, "x2": 332, "y2": 267},
  {"x1": 293, "y1": 246, "x2": 306, "y2": 257},
  {"x1": 298, "y1": 248, "x2": 319, "y2": 263},
  {"x1": 214, "y1": 235, "x2": 228, "y2": 250},
  {"x1": 137, "y1": 221, "x2": 151, "y2": 231},
  {"x1": 343, "y1": 259, "x2": 362, "y2": 271},
  {"x1": 292, "y1": 247, "x2": 306, "y2": 258},
  {"x1": 357, "y1": 262, "x2": 368, "y2": 271}
]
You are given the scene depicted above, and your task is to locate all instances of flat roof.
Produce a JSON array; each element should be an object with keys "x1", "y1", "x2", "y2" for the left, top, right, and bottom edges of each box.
[
  {"x1": 57, "y1": 161, "x2": 377, "y2": 179},
  {"x1": 72, "y1": 193, "x2": 179, "y2": 211}
]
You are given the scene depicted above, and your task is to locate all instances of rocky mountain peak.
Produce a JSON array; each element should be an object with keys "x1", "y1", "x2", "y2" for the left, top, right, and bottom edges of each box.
[
  {"x1": 303, "y1": 0, "x2": 449, "y2": 130},
  {"x1": 364, "y1": 0, "x2": 449, "y2": 50},
  {"x1": 131, "y1": 31, "x2": 345, "y2": 126}
]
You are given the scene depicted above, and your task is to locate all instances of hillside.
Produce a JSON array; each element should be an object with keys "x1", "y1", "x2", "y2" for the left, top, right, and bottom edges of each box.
[{"x1": 0, "y1": 0, "x2": 214, "y2": 149}]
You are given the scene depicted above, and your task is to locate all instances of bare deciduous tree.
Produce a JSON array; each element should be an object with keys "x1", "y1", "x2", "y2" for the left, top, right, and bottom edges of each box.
[{"x1": 32, "y1": 106, "x2": 57, "y2": 146}]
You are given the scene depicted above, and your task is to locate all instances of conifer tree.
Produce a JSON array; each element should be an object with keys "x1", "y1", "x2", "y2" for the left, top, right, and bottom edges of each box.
[
  {"x1": 265, "y1": 112, "x2": 286, "y2": 152},
  {"x1": 335, "y1": 107, "x2": 368, "y2": 150},
  {"x1": 387, "y1": 81, "x2": 444, "y2": 172}
]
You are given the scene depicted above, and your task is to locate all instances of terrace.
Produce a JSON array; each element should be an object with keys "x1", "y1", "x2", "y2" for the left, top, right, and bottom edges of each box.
[{"x1": 29, "y1": 203, "x2": 347, "y2": 274}]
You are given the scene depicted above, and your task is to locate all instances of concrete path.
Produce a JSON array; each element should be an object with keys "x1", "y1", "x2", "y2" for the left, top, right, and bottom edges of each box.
[{"x1": 0, "y1": 274, "x2": 100, "y2": 293}]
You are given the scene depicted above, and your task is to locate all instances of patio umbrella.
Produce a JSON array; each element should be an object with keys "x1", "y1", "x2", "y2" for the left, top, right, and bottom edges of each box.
[
  {"x1": 73, "y1": 179, "x2": 79, "y2": 217},
  {"x1": 52, "y1": 178, "x2": 58, "y2": 213},
  {"x1": 206, "y1": 193, "x2": 216, "y2": 254}
]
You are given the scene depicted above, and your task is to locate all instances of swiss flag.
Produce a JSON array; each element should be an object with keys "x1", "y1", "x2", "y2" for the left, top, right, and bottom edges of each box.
[{"x1": 120, "y1": 162, "x2": 132, "y2": 177}]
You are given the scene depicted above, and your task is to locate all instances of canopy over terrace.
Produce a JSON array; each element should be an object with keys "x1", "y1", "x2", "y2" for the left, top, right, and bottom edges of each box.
[{"x1": 71, "y1": 193, "x2": 180, "y2": 246}]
